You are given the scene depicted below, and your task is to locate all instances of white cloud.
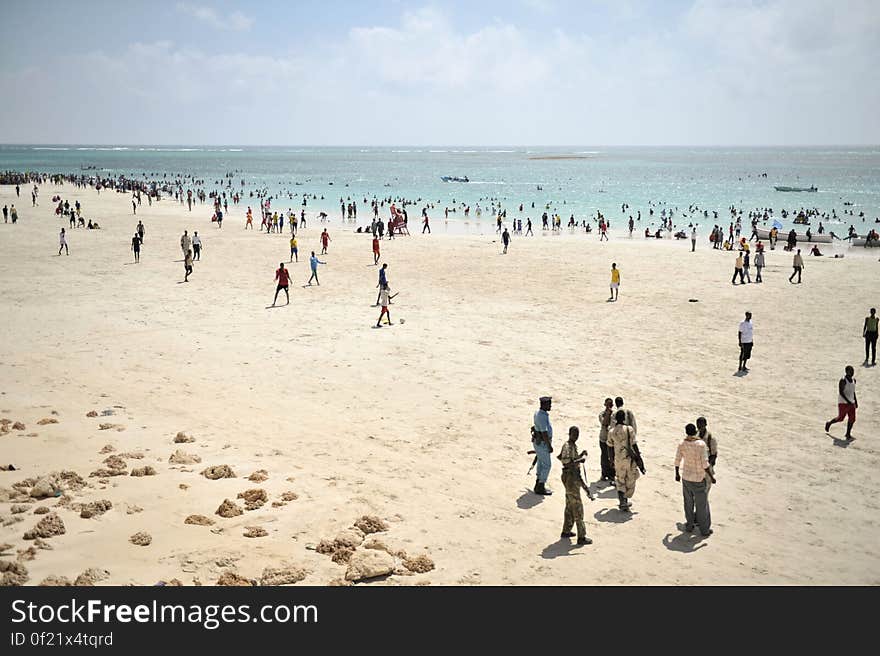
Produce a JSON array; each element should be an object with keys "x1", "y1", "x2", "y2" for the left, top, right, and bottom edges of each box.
[
  {"x1": 1, "y1": 2, "x2": 878, "y2": 145},
  {"x1": 176, "y1": 3, "x2": 254, "y2": 31}
]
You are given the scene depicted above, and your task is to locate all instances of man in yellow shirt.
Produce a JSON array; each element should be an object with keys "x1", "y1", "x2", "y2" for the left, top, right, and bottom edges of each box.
[{"x1": 609, "y1": 263, "x2": 620, "y2": 301}]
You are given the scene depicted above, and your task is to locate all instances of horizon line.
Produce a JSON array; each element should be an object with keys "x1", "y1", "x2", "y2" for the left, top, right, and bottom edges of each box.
[{"x1": 2, "y1": 143, "x2": 879, "y2": 149}]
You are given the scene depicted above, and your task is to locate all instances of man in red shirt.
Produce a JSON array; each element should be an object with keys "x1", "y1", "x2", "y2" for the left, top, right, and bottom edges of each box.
[
  {"x1": 372, "y1": 236, "x2": 380, "y2": 265},
  {"x1": 320, "y1": 229, "x2": 331, "y2": 254},
  {"x1": 272, "y1": 262, "x2": 291, "y2": 306}
]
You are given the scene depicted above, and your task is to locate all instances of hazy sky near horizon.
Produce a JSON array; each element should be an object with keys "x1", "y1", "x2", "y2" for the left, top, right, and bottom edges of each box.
[{"x1": 0, "y1": 0, "x2": 877, "y2": 146}]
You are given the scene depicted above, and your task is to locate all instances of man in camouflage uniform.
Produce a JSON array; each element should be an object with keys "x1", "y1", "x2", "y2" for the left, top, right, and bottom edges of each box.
[
  {"x1": 598, "y1": 397, "x2": 615, "y2": 482},
  {"x1": 607, "y1": 409, "x2": 645, "y2": 512},
  {"x1": 557, "y1": 426, "x2": 594, "y2": 545},
  {"x1": 696, "y1": 417, "x2": 718, "y2": 498}
]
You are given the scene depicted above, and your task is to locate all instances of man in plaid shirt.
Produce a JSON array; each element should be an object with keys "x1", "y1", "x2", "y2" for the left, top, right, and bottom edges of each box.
[{"x1": 675, "y1": 423, "x2": 716, "y2": 537}]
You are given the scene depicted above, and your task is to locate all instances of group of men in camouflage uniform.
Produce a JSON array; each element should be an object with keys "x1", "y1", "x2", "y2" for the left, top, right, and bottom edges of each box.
[{"x1": 531, "y1": 395, "x2": 718, "y2": 545}]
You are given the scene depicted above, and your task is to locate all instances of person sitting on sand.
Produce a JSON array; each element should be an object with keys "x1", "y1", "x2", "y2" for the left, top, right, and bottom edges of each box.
[{"x1": 810, "y1": 245, "x2": 823, "y2": 256}]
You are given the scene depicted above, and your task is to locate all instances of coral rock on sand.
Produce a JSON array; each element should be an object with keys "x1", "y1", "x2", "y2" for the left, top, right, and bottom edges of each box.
[
  {"x1": 169, "y1": 450, "x2": 201, "y2": 465},
  {"x1": 363, "y1": 538, "x2": 390, "y2": 552},
  {"x1": 237, "y1": 489, "x2": 268, "y2": 511},
  {"x1": 317, "y1": 528, "x2": 364, "y2": 558},
  {"x1": 75, "y1": 568, "x2": 110, "y2": 586},
  {"x1": 98, "y1": 423, "x2": 122, "y2": 430},
  {"x1": 260, "y1": 565, "x2": 307, "y2": 586},
  {"x1": 344, "y1": 550, "x2": 395, "y2": 582},
  {"x1": 99, "y1": 444, "x2": 115, "y2": 454},
  {"x1": 184, "y1": 514, "x2": 215, "y2": 526},
  {"x1": 79, "y1": 500, "x2": 112, "y2": 519},
  {"x1": 126, "y1": 505, "x2": 143, "y2": 514},
  {"x1": 37, "y1": 418, "x2": 59, "y2": 425},
  {"x1": 12, "y1": 422, "x2": 25, "y2": 431},
  {"x1": 216, "y1": 571, "x2": 255, "y2": 586},
  {"x1": 33, "y1": 507, "x2": 49, "y2": 515},
  {"x1": 103, "y1": 455, "x2": 127, "y2": 470},
  {"x1": 129, "y1": 531, "x2": 152, "y2": 546},
  {"x1": 403, "y1": 555, "x2": 435, "y2": 574},
  {"x1": 130, "y1": 466, "x2": 157, "y2": 477},
  {"x1": 39, "y1": 575, "x2": 73, "y2": 586},
  {"x1": 29, "y1": 477, "x2": 60, "y2": 499},
  {"x1": 174, "y1": 432, "x2": 195, "y2": 443},
  {"x1": 119, "y1": 452, "x2": 144, "y2": 460},
  {"x1": 86, "y1": 411, "x2": 99, "y2": 418},
  {"x1": 10, "y1": 504, "x2": 29, "y2": 514},
  {"x1": 33, "y1": 538, "x2": 52, "y2": 551},
  {"x1": 23, "y1": 513, "x2": 65, "y2": 540},
  {"x1": 216, "y1": 499, "x2": 243, "y2": 518},
  {"x1": 0, "y1": 560, "x2": 29, "y2": 586},
  {"x1": 281, "y1": 491, "x2": 298, "y2": 502},
  {"x1": 90, "y1": 468, "x2": 127, "y2": 478},
  {"x1": 331, "y1": 548, "x2": 355, "y2": 564},
  {"x1": 247, "y1": 469, "x2": 269, "y2": 482},
  {"x1": 328, "y1": 578, "x2": 353, "y2": 587},
  {"x1": 17, "y1": 546, "x2": 38, "y2": 561},
  {"x1": 243, "y1": 526, "x2": 268, "y2": 538},
  {"x1": 353, "y1": 515, "x2": 389, "y2": 535},
  {"x1": 202, "y1": 465, "x2": 235, "y2": 480}
]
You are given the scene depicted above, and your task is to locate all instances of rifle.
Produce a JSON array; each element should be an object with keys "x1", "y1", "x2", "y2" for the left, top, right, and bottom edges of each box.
[
  {"x1": 580, "y1": 462, "x2": 595, "y2": 501},
  {"x1": 624, "y1": 428, "x2": 646, "y2": 474},
  {"x1": 526, "y1": 450, "x2": 537, "y2": 475}
]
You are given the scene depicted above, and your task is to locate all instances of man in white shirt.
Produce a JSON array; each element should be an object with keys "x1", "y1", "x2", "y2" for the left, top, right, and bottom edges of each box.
[
  {"x1": 738, "y1": 311, "x2": 753, "y2": 372},
  {"x1": 192, "y1": 232, "x2": 202, "y2": 261}
]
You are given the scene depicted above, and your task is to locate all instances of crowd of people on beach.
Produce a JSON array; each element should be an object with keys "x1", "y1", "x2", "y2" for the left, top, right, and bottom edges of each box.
[{"x1": 2, "y1": 167, "x2": 876, "y2": 556}]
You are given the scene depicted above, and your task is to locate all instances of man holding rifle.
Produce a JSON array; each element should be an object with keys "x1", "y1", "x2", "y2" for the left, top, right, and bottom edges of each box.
[{"x1": 557, "y1": 426, "x2": 594, "y2": 545}]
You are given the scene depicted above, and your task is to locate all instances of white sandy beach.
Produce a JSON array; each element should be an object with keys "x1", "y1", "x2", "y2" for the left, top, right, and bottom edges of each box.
[{"x1": 1, "y1": 183, "x2": 878, "y2": 586}]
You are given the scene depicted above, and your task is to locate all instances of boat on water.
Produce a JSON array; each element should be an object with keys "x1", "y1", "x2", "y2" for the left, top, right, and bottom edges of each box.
[
  {"x1": 774, "y1": 185, "x2": 817, "y2": 192},
  {"x1": 755, "y1": 227, "x2": 832, "y2": 243},
  {"x1": 440, "y1": 176, "x2": 469, "y2": 183}
]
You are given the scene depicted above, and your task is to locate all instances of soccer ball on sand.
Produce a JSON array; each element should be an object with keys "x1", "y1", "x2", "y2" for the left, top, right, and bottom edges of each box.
[{"x1": 399, "y1": 318, "x2": 405, "y2": 324}]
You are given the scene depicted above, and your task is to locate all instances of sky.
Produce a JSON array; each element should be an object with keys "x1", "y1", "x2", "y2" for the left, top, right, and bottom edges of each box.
[{"x1": 0, "y1": 0, "x2": 877, "y2": 146}]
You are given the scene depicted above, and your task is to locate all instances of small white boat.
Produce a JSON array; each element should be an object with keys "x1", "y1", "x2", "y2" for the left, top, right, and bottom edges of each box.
[{"x1": 755, "y1": 228, "x2": 832, "y2": 243}]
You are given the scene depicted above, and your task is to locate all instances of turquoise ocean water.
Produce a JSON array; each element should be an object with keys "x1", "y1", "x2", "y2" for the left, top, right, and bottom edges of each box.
[{"x1": 1, "y1": 145, "x2": 878, "y2": 234}]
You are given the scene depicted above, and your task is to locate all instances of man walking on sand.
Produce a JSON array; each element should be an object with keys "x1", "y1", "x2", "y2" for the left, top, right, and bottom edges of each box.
[
  {"x1": 502, "y1": 227, "x2": 510, "y2": 254},
  {"x1": 609, "y1": 263, "x2": 620, "y2": 301},
  {"x1": 755, "y1": 249, "x2": 765, "y2": 283},
  {"x1": 376, "y1": 285, "x2": 394, "y2": 327},
  {"x1": 531, "y1": 396, "x2": 554, "y2": 496},
  {"x1": 825, "y1": 366, "x2": 858, "y2": 440},
  {"x1": 558, "y1": 426, "x2": 594, "y2": 545},
  {"x1": 607, "y1": 409, "x2": 644, "y2": 512},
  {"x1": 598, "y1": 398, "x2": 615, "y2": 483},
  {"x1": 131, "y1": 233, "x2": 141, "y2": 263},
  {"x1": 375, "y1": 263, "x2": 389, "y2": 306},
  {"x1": 732, "y1": 253, "x2": 744, "y2": 284},
  {"x1": 192, "y1": 231, "x2": 202, "y2": 261},
  {"x1": 864, "y1": 308, "x2": 878, "y2": 366},
  {"x1": 272, "y1": 262, "x2": 291, "y2": 306},
  {"x1": 789, "y1": 248, "x2": 804, "y2": 283},
  {"x1": 308, "y1": 251, "x2": 325, "y2": 285},
  {"x1": 373, "y1": 235, "x2": 381, "y2": 265},
  {"x1": 180, "y1": 230, "x2": 191, "y2": 259},
  {"x1": 738, "y1": 311, "x2": 753, "y2": 372},
  {"x1": 58, "y1": 228, "x2": 69, "y2": 256},
  {"x1": 184, "y1": 249, "x2": 193, "y2": 282},
  {"x1": 675, "y1": 423, "x2": 715, "y2": 537}
]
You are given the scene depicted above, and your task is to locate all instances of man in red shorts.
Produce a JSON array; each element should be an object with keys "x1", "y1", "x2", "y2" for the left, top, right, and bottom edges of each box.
[
  {"x1": 825, "y1": 365, "x2": 858, "y2": 440},
  {"x1": 272, "y1": 262, "x2": 291, "y2": 306}
]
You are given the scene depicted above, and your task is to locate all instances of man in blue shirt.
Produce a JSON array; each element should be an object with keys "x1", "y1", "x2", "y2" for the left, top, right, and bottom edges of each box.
[
  {"x1": 375, "y1": 263, "x2": 389, "y2": 306},
  {"x1": 532, "y1": 396, "x2": 554, "y2": 495},
  {"x1": 308, "y1": 251, "x2": 326, "y2": 286}
]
